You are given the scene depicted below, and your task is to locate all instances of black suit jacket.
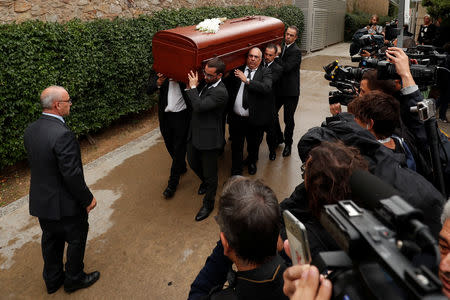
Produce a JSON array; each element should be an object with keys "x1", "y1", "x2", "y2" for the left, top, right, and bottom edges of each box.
[
  {"x1": 147, "y1": 72, "x2": 189, "y2": 123},
  {"x1": 225, "y1": 65, "x2": 273, "y2": 126},
  {"x1": 276, "y1": 42, "x2": 302, "y2": 97},
  {"x1": 24, "y1": 115, "x2": 93, "y2": 220},
  {"x1": 268, "y1": 60, "x2": 283, "y2": 104},
  {"x1": 185, "y1": 81, "x2": 228, "y2": 150}
]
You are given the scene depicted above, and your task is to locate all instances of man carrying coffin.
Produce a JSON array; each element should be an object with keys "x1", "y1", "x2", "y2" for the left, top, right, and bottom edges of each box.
[
  {"x1": 185, "y1": 58, "x2": 229, "y2": 221},
  {"x1": 225, "y1": 47, "x2": 273, "y2": 176},
  {"x1": 147, "y1": 73, "x2": 190, "y2": 199}
]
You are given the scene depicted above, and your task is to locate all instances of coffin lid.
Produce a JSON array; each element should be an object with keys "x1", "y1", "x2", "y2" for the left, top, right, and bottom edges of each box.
[{"x1": 153, "y1": 16, "x2": 284, "y2": 49}]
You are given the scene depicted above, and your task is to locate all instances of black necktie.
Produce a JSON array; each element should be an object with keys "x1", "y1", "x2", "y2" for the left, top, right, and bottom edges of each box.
[
  {"x1": 281, "y1": 44, "x2": 287, "y2": 58},
  {"x1": 242, "y1": 69, "x2": 252, "y2": 109}
]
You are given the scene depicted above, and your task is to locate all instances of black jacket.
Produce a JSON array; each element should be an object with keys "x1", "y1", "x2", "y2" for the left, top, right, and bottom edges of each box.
[
  {"x1": 205, "y1": 255, "x2": 288, "y2": 300},
  {"x1": 276, "y1": 42, "x2": 302, "y2": 97},
  {"x1": 225, "y1": 65, "x2": 273, "y2": 126},
  {"x1": 24, "y1": 115, "x2": 93, "y2": 220},
  {"x1": 297, "y1": 113, "x2": 445, "y2": 237},
  {"x1": 185, "y1": 81, "x2": 228, "y2": 150}
]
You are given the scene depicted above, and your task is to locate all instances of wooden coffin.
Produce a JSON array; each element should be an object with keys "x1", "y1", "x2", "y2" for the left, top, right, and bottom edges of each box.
[{"x1": 152, "y1": 16, "x2": 285, "y2": 82}]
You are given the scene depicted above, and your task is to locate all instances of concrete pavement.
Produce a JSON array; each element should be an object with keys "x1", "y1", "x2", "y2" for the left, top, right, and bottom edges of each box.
[{"x1": 0, "y1": 43, "x2": 348, "y2": 299}]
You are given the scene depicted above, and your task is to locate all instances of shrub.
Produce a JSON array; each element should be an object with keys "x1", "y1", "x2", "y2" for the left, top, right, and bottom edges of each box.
[{"x1": 0, "y1": 5, "x2": 304, "y2": 169}]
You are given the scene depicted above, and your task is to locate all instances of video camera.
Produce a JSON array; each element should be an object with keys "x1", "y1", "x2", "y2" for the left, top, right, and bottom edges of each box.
[
  {"x1": 350, "y1": 29, "x2": 386, "y2": 56},
  {"x1": 315, "y1": 170, "x2": 445, "y2": 300},
  {"x1": 384, "y1": 19, "x2": 400, "y2": 41},
  {"x1": 323, "y1": 60, "x2": 366, "y2": 106},
  {"x1": 405, "y1": 45, "x2": 448, "y2": 67},
  {"x1": 356, "y1": 57, "x2": 440, "y2": 90}
]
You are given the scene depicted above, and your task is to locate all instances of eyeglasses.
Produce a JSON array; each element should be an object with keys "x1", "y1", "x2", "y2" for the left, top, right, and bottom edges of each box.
[
  {"x1": 58, "y1": 98, "x2": 72, "y2": 104},
  {"x1": 203, "y1": 70, "x2": 216, "y2": 79}
]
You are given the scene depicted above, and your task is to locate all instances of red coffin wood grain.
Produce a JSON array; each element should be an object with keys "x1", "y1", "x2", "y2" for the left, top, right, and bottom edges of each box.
[{"x1": 152, "y1": 16, "x2": 285, "y2": 82}]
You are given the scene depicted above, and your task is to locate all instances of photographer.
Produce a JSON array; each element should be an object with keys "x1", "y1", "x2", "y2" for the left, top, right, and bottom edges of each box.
[
  {"x1": 300, "y1": 106, "x2": 445, "y2": 237},
  {"x1": 348, "y1": 91, "x2": 420, "y2": 172}
]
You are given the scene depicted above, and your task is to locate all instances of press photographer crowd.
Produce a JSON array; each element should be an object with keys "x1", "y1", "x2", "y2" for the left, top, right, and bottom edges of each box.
[{"x1": 23, "y1": 11, "x2": 450, "y2": 300}]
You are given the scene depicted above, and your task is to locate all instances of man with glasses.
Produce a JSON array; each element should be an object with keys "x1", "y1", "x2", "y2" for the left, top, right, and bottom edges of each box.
[
  {"x1": 185, "y1": 58, "x2": 228, "y2": 221},
  {"x1": 225, "y1": 47, "x2": 273, "y2": 176},
  {"x1": 24, "y1": 86, "x2": 99, "y2": 294},
  {"x1": 275, "y1": 26, "x2": 302, "y2": 157},
  {"x1": 147, "y1": 72, "x2": 190, "y2": 199}
]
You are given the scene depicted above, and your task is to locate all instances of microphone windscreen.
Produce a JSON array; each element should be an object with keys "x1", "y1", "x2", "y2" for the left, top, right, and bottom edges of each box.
[{"x1": 350, "y1": 170, "x2": 400, "y2": 210}]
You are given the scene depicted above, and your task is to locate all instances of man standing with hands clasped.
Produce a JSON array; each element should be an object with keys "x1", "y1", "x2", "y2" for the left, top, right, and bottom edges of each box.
[
  {"x1": 185, "y1": 58, "x2": 228, "y2": 221},
  {"x1": 24, "y1": 86, "x2": 99, "y2": 294}
]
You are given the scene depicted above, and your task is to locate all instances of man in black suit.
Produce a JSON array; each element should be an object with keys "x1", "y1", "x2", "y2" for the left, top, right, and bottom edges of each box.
[
  {"x1": 24, "y1": 86, "x2": 99, "y2": 294},
  {"x1": 185, "y1": 58, "x2": 228, "y2": 221},
  {"x1": 226, "y1": 47, "x2": 272, "y2": 176},
  {"x1": 263, "y1": 43, "x2": 284, "y2": 161},
  {"x1": 275, "y1": 25, "x2": 302, "y2": 157},
  {"x1": 147, "y1": 74, "x2": 189, "y2": 199}
]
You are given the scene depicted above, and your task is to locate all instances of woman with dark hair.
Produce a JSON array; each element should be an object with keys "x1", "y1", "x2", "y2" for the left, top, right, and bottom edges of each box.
[{"x1": 303, "y1": 141, "x2": 369, "y2": 219}]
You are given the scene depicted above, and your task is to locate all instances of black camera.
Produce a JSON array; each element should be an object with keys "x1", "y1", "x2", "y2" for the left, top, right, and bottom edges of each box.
[
  {"x1": 323, "y1": 60, "x2": 364, "y2": 106},
  {"x1": 315, "y1": 171, "x2": 444, "y2": 299},
  {"x1": 350, "y1": 29, "x2": 385, "y2": 56}
]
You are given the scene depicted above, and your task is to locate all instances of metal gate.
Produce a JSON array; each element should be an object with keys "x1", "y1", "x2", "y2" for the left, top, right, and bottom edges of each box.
[{"x1": 295, "y1": 0, "x2": 346, "y2": 52}]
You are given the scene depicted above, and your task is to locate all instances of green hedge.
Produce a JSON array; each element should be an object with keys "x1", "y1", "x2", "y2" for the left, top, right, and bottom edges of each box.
[
  {"x1": 0, "y1": 5, "x2": 304, "y2": 169},
  {"x1": 344, "y1": 12, "x2": 392, "y2": 41}
]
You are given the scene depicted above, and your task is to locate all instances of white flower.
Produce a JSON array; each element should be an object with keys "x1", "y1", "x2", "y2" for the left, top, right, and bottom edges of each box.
[{"x1": 195, "y1": 18, "x2": 226, "y2": 33}]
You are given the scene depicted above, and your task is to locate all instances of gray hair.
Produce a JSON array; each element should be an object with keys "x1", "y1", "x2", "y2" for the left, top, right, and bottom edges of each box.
[
  {"x1": 40, "y1": 85, "x2": 66, "y2": 109},
  {"x1": 441, "y1": 200, "x2": 450, "y2": 224}
]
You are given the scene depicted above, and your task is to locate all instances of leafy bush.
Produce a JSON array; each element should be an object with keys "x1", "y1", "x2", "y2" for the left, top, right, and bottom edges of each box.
[
  {"x1": 344, "y1": 11, "x2": 392, "y2": 41},
  {"x1": 0, "y1": 5, "x2": 304, "y2": 169}
]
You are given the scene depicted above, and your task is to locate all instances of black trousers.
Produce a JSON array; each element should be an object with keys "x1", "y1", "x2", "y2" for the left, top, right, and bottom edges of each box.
[
  {"x1": 187, "y1": 142, "x2": 219, "y2": 207},
  {"x1": 160, "y1": 110, "x2": 189, "y2": 188},
  {"x1": 229, "y1": 114, "x2": 261, "y2": 173},
  {"x1": 38, "y1": 212, "x2": 89, "y2": 288},
  {"x1": 274, "y1": 96, "x2": 299, "y2": 146}
]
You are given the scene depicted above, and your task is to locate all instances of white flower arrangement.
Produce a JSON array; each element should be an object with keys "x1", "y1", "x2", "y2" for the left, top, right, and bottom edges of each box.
[{"x1": 195, "y1": 18, "x2": 227, "y2": 33}]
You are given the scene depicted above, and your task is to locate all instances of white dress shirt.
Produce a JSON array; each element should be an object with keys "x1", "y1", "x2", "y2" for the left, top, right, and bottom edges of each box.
[
  {"x1": 233, "y1": 67, "x2": 257, "y2": 117},
  {"x1": 165, "y1": 80, "x2": 187, "y2": 112}
]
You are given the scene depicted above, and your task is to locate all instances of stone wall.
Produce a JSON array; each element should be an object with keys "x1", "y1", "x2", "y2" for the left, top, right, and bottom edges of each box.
[
  {"x1": 0, "y1": 0, "x2": 290, "y2": 24},
  {"x1": 346, "y1": 0, "x2": 389, "y2": 16}
]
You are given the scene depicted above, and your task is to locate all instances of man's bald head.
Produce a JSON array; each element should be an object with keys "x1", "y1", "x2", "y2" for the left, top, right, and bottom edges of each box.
[
  {"x1": 247, "y1": 47, "x2": 263, "y2": 70},
  {"x1": 40, "y1": 86, "x2": 67, "y2": 109}
]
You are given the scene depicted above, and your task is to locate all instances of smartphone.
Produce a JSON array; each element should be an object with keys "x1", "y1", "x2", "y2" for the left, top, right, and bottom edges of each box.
[{"x1": 283, "y1": 210, "x2": 312, "y2": 265}]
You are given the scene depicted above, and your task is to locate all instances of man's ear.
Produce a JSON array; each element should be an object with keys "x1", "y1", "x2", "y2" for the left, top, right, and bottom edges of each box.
[
  {"x1": 220, "y1": 232, "x2": 231, "y2": 256},
  {"x1": 368, "y1": 119, "x2": 374, "y2": 130}
]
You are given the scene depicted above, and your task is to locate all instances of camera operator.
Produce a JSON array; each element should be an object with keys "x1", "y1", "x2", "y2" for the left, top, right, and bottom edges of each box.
[
  {"x1": 367, "y1": 14, "x2": 384, "y2": 35},
  {"x1": 385, "y1": 47, "x2": 450, "y2": 196},
  {"x1": 348, "y1": 91, "x2": 425, "y2": 173}
]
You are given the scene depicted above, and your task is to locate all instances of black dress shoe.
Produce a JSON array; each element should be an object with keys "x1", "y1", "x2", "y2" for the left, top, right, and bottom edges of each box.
[
  {"x1": 163, "y1": 186, "x2": 176, "y2": 199},
  {"x1": 269, "y1": 152, "x2": 276, "y2": 161},
  {"x1": 47, "y1": 275, "x2": 65, "y2": 294},
  {"x1": 64, "y1": 271, "x2": 100, "y2": 293},
  {"x1": 248, "y1": 163, "x2": 257, "y2": 175},
  {"x1": 195, "y1": 205, "x2": 213, "y2": 221},
  {"x1": 198, "y1": 182, "x2": 208, "y2": 195},
  {"x1": 282, "y1": 145, "x2": 292, "y2": 157}
]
